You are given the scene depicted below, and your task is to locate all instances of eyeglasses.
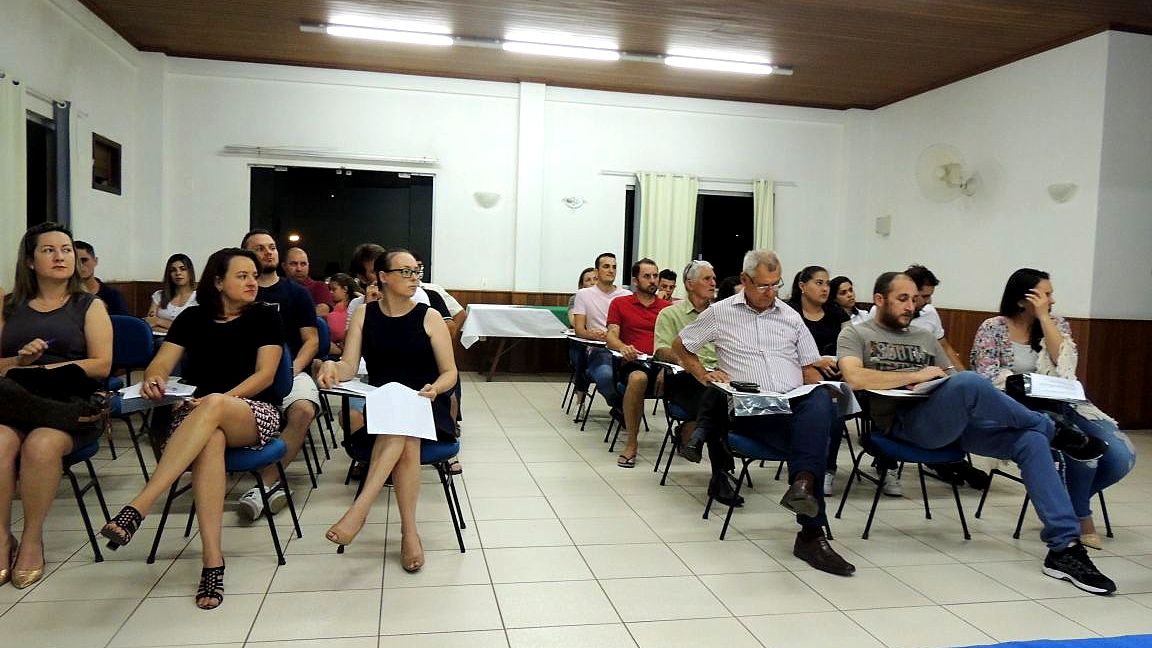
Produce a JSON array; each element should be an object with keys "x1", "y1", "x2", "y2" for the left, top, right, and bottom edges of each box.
[
  {"x1": 748, "y1": 279, "x2": 784, "y2": 293},
  {"x1": 383, "y1": 267, "x2": 424, "y2": 279}
]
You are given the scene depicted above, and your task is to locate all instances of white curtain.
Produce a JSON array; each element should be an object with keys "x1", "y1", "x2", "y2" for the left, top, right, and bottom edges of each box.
[
  {"x1": 752, "y1": 178, "x2": 775, "y2": 250},
  {"x1": 636, "y1": 172, "x2": 698, "y2": 277},
  {"x1": 0, "y1": 78, "x2": 27, "y2": 289}
]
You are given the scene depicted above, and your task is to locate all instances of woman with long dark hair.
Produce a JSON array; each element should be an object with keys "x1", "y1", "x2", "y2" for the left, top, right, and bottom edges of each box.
[
  {"x1": 0, "y1": 222, "x2": 112, "y2": 589},
  {"x1": 325, "y1": 272, "x2": 361, "y2": 356},
  {"x1": 145, "y1": 253, "x2": 198, "y2": 331},
  {"x1": 971, "y1": 268, "x2": 1135, "y2": 549},
  {"x1": 99, "y1": 248, "x2": 284, "y2": 609},
  {"x1": 829, "y1": 275, "x2": 868, "y2": 324}
]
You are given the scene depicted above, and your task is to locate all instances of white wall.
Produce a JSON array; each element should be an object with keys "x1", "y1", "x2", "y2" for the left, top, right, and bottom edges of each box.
[
  {"x1": 840, "y1": 34, "x2": 1111, "y2": 317},
  {"x1": 1092, "y1": 31, "x2": 1152, "y2": 319},
  {"x1": 0, "y1": 0, "x2": 163, "y2": 281}
]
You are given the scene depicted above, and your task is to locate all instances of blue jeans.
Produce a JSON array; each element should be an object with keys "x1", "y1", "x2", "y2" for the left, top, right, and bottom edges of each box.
[
  {"x1": 568, "y1": 341, "x2": 591, "y2": 394},
  {"x1": 586, "y1": 348, "x2": 620, "y2": 407},
  {"x1": 891, "y1": 372, "x2": 1078, "y2": 550},
  {"x1": 1062, "y1": 407, "x2": 1136, "y2": 519},
  {"x1": 700, "y1": 388, "x2": 837, "y2": 528}
]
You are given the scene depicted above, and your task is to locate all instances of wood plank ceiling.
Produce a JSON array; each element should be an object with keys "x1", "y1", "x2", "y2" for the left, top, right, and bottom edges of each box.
[{"x1": 79, "y1": 0, "x2": 1152, "y2": 109}]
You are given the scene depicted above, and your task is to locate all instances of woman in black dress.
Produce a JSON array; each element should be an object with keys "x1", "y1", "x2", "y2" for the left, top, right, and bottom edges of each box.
[
  {"x1": 317, "y1": 248, "x2": 458, "y2": 573},
  {"x1": 0, "y1": 223, "x2": 112, "y2": 589},
  {"x1": 100, "y1": 248, "x2": 284, "y2": 609}
]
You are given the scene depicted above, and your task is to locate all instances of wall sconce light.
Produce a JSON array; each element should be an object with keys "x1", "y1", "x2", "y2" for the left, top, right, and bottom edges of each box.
[
  {"x1": 1047, "y1": 183, "x2": 1077, "y2": 204},
  {"x1": 562, "y1": 196, "x2": 586, "y2": 209},
  {"x1": 473, "y1": 191, "x2": 501, "y2": 209}
]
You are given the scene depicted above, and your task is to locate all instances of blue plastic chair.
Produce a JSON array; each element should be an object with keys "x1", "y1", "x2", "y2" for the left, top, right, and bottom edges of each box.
[
  {"x1": 145, "y1": 345, "x2": 304, "y2": 565},
  {"x1": 62, "y1": 439, "x2": 112, "y2": 562},
  {"x1": 834, "y1": 406, "x2": 971, "y2": 540},
  {"x1": 108, "y1": 315, "x2": 156, "y2": 480},
  {"x1": 340, "y1": 431, "x2": 466, "y2": 555}
]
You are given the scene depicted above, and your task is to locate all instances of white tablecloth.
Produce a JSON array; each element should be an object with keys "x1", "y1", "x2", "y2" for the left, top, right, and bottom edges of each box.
[{"x1": 459, "y1": 304, "x2": 569, "y2": 349}]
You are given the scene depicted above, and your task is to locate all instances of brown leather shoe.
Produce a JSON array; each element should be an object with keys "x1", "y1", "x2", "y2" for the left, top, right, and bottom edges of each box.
[
  {"x1": 794, "y1": 531, "x2": 855, "y2": 576},
  {"x1": 779, "y1": 476, "x2": 820, "y2": 518}
]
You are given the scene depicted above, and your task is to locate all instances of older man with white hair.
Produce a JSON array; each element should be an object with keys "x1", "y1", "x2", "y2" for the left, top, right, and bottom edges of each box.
[{"x1": 673, "y1": 249, "x2": 853, "y2": 576}]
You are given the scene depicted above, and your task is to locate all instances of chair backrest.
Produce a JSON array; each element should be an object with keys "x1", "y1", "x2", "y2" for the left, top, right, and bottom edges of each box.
[
  {"x1": 315, "y1": 315, "x2": 331, "y2": 358},
  {"x1": 110, "y1": 315, "x2": 155, "y2": 370},
  {"x1": 272, "y1": 344, "x2": 294, "y2": 402}
]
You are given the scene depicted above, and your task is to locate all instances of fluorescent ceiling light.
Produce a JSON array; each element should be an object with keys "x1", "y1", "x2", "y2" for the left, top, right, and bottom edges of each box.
[
  {"x1": 666, "y1": 47, "x2": 771, "y2": 64},
  {"x1": 502, "y1": 40, "x2": 620, "y2": 61},
  {"x1": 664, "y1": 56, "x2": 774, "y2": 75},
  {"x1": 324, "y1": 24, "x2": 454, "y2": 47}
]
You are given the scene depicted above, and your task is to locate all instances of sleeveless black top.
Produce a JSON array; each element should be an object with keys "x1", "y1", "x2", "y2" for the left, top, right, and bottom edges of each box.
[
  {"x1": 361, "y1": 302, "x2": 456, "y2": 441},
  {"x1": 1, "y1": 292, "x2": 95, "y2": 365}
]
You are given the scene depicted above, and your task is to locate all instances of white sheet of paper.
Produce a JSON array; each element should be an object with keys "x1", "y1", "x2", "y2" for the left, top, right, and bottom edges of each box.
[
  {"x1": 119, "y1": 378, "x2": 197, "y2": 400},
  {"x1": 337, "y1": 380, "x2": 378, "y2": 396},
  {"x1": 365, "y1": 382, "x2": 438, "y2": 441},
  {"x1": 1024, "y1": 374, "x2": 1087, "y2": 402}
]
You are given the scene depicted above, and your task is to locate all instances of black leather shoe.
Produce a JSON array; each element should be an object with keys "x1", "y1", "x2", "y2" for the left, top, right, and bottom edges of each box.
[
  {"x1": 794, "y1": 531, "x2": 855, "y2": 576},
  {"x1": 779, "y1": 477, "x2": 821, "y2": 518},
  {"x1": 708, "y1": 472, "x2": 744, "y2": 507},
  {"x1": 679, "y1": 432, "x2": 705, "y2": 463},
  {"x1": 1048, "y1": 412, "x2": 1107, "y2": 462}
]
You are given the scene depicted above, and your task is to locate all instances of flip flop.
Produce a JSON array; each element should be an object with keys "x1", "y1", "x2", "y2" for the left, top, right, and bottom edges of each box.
[
  {"x1": 447, "y1": 459, "x2": 463, "y2": 475},
  {"x1": 617, "y1": 454, "x2": 637, "y2": 468}
]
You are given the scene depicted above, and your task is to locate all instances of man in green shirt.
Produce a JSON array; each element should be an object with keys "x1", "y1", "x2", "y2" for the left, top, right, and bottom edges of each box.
[{"x1": 653, "y1": 260, "x2": 739, "y2": 505}]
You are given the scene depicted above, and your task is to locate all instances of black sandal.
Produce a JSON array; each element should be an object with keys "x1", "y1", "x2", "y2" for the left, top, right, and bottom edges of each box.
[
  {"x1": 195, "y1": 565, "x2": 226, "y2": 610},
  {"x1": 100, "y1": 505, "x2": 143, "y2": 550}
]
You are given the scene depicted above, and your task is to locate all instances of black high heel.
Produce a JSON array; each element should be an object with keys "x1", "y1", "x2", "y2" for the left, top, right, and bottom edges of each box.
[
  {"x1": 100, "y1": 506, "x2": 143, "y2": 550},
  {"x1": 196, "y1": 564, "x2": 226, "y2": 610}
]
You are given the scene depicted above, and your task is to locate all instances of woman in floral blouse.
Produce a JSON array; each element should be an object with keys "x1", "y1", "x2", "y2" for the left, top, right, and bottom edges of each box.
[{"x1": 971, "y1": 268, "x2": 1134, "y2": 549}]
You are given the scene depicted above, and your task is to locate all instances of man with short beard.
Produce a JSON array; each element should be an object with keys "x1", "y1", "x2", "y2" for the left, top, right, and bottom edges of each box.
[
  {"x1": 237, "y1": 229, "x2": 321, "y2": 520},
  {"x1": 838, "y1": 271, "x2": 1115, "y2": 595}
]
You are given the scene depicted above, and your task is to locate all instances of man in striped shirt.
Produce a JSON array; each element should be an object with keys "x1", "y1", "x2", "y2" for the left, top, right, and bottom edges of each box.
[{"x1": 674, "y1": 249, "x2": 854, "y2": 576}]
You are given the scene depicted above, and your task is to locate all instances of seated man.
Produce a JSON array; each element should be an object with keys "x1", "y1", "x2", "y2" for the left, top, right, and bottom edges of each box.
[
  {"x1": 283, "y1": 246, "x2": 335, "y2": 316},
  {"x1": 606, "y1": 258, "x2": 671, "y2": 467},
  {"x1": 239, "y1": 229, "x2": 321, "y2": 519},
  {"x1": 570, "y1": 252, "x2": 632, "y2": 408},
  {"x1": 656, "y1": 268, "x2": 678, "y2": 301},
  {"x1": 673, "y1": 249, "x2": 853, "y2": 576},
  {"x1": 837, "y1": 271, "x2": 1115, "y2": 595},
  {"x1": 652, "y1": 260, "x2": 740, "y2": 503},
  {"x1": 74, "y1": 240, "x2": 130, "y2": 315}
]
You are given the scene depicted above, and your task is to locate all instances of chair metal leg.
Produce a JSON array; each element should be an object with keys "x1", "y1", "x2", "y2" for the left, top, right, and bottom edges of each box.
[
  {"x1": 773, "y1": 461, "x2": 784, "y2": 481},
  {"x1": 654, "y1": 426, "x2": 672, "y2": 473},
  {"x1": 951, "y1": 482, "x2": 972, "y2": 540},
  {"x1": 147, "y1": 480, "x2": 184, "y2": 564},
  {"x1": 437, "y1": 464, "x2": 466, "y2": 553},
  {"x1": 252, "y1": 474, "x2": 287, "y2": 565},
  {"x1": 659, "y1": 429, "x2": 678, "y2": 486},
  {"x1": 835, "y1": 448, "x2": 868, "y2": 520},
  {"x1": 184, "y1": 502, "x2": 197, "y2": 538},
  {"x1": 123, "y1": 417, "x2": 151, "y2": 481},
  {"x1": 719, "y1": 460, "x2": 753, "y2": 540},
  {"x1": 276, "y1": 461, "x2": 304, "y2": 539},
  {"x1": 300, "y1": 434, "x2": 319, "y2": 489},
  {"x1": 561, "y1": 369, "x2": 575, "y2": 410},
  {"x1": 65, "y1": 462, "x2": 104, "y2": 562},
  {"x1": 314, "y1": 421, "x2": 331, "y2": 461},
  {"x1": 1012, "y1": 494, "x2": 1031, "y2": 540},
  {"x1": 1099, "y1": 491, "x2": 1114, "y2": 538},
  {"x1": 578, "y1": 390, "x2": 596, "y2": 430},
  {"x1": 862, "y1": 467, "x2": 888, "y2": 540},
  {"x1": 918, "y1": 464, "x2": 932, "y2": 520}
]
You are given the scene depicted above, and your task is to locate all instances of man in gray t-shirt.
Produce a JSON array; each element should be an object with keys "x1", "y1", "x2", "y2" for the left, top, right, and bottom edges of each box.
[{"x1": 836, "y1": 271, "x2": 1117, "y2": 595}]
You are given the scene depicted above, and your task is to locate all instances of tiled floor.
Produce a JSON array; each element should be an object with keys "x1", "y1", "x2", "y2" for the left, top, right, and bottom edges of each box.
[{"x1": 3, "y1": 373, "x2": 1152, "y2": 648}]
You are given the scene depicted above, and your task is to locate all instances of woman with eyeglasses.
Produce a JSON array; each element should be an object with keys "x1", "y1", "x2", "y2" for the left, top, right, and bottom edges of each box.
[
  {"x1": 317, "y1": 248, "x2": 458, "y2": 573},
  {"x1": 971, "y1": 268, "x2": 1135, "y2": 550},
  {"x1": 146, "y1": 253, "x2": 198, "y2": 332}
]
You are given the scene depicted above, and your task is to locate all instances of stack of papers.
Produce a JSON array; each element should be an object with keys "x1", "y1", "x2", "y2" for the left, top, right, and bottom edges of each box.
[{"x1": 119, "y1": 378, "x2": 197, "y2": 400}]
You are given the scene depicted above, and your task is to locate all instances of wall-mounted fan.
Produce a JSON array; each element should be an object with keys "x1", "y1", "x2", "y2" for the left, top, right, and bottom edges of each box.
[{"x1": 916, "y1": 144, "x2": 977, "y2": 202}]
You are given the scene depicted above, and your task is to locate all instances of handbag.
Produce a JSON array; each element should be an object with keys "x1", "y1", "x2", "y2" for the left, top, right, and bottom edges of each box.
[{"x1": 0, "y1": 364, "x2": 109, "y2": 436}]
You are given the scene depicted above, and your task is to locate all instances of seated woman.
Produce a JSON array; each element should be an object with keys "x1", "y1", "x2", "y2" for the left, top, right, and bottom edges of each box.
[
  {"x1": 567, "y1": 266, "x2": 596, "y2": 409},
  {"x1": 99, "y1": 248, "x2": 284, "y2": 610},
  {"x1": 784, "y1": 266, "x2": 850, "y2": 494},
  {"x1": 829, "y1": 275, "x2": 869, "y2": 324},
  {"x1": 325, "y1": 273, "x2": 360, "y2": 357},
  {"x1": 317, "y1": 248, "x2": 458, "y2": 573},
  {"x1": 971, "y1": 268, "x2": 1135, "y2": 549},
  {"x1": 145, "y1": 253, "x2": 198, "y2": 332},
  {"x1": 0, "y1": 223, "x2": 112, "y2": 589}
]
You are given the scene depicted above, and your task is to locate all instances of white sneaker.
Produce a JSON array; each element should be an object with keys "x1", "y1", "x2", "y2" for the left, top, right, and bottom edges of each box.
[
  {"x1": 882, "y1": 475, "x2": 904, "y2": 497},
  {"x1": 267, "y1": 483, "x2": 291, "y2": 515},
  {"x1": 238, "y1": 487, "x2": 264, "y2": 520},
  {"x1": 823, "y1": 471, "x2": 836, "y2": 496}
]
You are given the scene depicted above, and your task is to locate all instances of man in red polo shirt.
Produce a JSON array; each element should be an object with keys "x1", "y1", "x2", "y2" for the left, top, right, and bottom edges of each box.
[{"x1": 607, "y1": 258, "x2": 672, "y2": 467}]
